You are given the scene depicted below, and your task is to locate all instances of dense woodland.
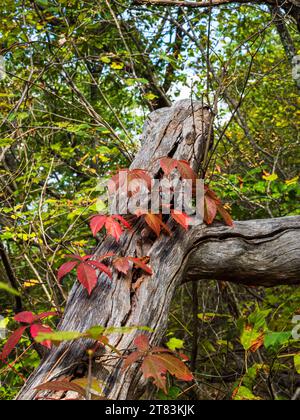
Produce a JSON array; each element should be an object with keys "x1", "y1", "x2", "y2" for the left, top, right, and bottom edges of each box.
[{"x1": 0, "y1": 0, "x2": 300, "y2": 401}]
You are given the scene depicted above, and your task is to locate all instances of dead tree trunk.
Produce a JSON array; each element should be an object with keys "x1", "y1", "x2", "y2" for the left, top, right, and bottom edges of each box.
[{"x1": 17, "y1": 100, "x2": 300, "y2": 400}]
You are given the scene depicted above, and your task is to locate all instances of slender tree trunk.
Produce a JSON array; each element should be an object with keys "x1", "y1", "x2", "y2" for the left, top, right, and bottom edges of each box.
[{"x1": 16, "y1": 100, "x2": 300, "y2": 400}]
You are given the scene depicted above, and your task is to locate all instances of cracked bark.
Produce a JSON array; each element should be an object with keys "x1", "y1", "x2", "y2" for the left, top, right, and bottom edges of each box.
[{"x1": 16, "y1": 100, "x2": 300, "y2": 400}]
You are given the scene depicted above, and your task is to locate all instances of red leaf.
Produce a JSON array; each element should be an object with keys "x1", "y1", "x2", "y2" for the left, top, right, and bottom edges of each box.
[
  {"x1": 134, "y1": 334, "x2": 149, "y2": 352},
  {"x1": 151, "y1": 347, "x2": 173, "y2": 354},
  {"x1": 106, "y1": 217, "x2": 123, "y2": 241},
  {"x1": 14, "y1": 311, "x2": 37, "y2": 324},
  {"x1": 108, "y1": 169, "x2": 151, "y2": 195},
  {"x1": 176, "y1": 160, "x2": 197, "y2": 181},
  {"x1": 112, "y1": 215, "x2": 132, "y2": 230},
  {"x1": 129, "y1": 258, "x2": 153, "y2": 275},
  {"x1": 77, "y1": 263, "x2": 98, "y2": 295},
  {"x1": 129, "y1": 169, "x2": 152, "y2": 190},
  {"x1": 57, "y1": 260, "x2": 78, "y2": 282},
  {"x1": 108, "y1": 170, "x2": 127, "y2": 195},
  {"x1": 152, "y1": 353, "x2": 194, "y2": 381},
  {"x1": 30, "y1": 324, "x2": 53, "y2": 349},
  {"x1": 217, "y1": 205, "x2": 234, "y2": 227},
  {"x1": 90, "y1": 215, "x2": 107, "y2": 237},
  {"x1": 81, "y1": 255, "x2": 94, "y2": 261},
  {"x1": 87, "y1": 260, "x2": 112, "y2": 279},
  {"x1": 113, "y1": 257, "x2": 130, "y2": 275},
  {"x1": 141, "y1": 352, "x2": 193, "y2": 394},
  {"x1": 123, "y1": 336, "x2": 194, "y2": 395},
  {"x1": 205, "y1": 187, "x2": 221, "y2": 204},
  {"x1": 35, "y1": 380, "x2": 86, "y2": 398},
  {"x1": 0, "y1": 326, "x2": 27, "y2": 361},
  {"x1": 179, "y1": 352, "x2": 190, "y2": 362},
  {"x1": 171, "y1": 210, "x2": 190, "y2": 230},
  {"x1": 160, "y1": 157, "x2": 177, "y2": 176},
  {"x1": 91, "y1": 214, "x2": 131, "y2": 241},
  {"x1": 123, "y1": 351, "x2": 141, "y2": 370},
  {"x1": 141, "y1": 354, "x2": 168, "y2": 394},
  {"x1": 204, "y1": 195, "x2": 218, "y2": 224},
  {"x1": 97, "y1": 253, "x2": 115, "y2": 261}
]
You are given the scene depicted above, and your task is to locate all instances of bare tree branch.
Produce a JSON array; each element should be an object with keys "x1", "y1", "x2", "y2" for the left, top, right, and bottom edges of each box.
[{"x1": 184, "y1": 216, "x2": 300, "y2": 287}]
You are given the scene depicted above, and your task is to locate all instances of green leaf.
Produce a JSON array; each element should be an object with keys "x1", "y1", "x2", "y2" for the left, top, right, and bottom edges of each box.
[
  {"x1": 0, "y1": 282, "x2": 20, "y2": 296},
  {"x1": 85, "y1": 326, "x2": 106, "y2": 340},
  {"x1": 294, "y1": 354, "x2": 300, "y2": 374},
  {"x1": 233, "y1": 386, "x2": 261, "y2": 400},
  {"x1": 144, "y1": 92, "x2": 158, "y2": 101},
  {"x1": 243, "y1": 364, "x2": 264, "y2": 389},
  {"x1": 240, "y1": 326, "x2": 261, "y2": 351},
  {"x1": 264, "y1": 331, "x2": 291, "y2": 351},
  {"x1": 36, "y1": 325, "x2": 153, "y2": 344},
  {"x1": 36, "y1": 0, "x2": 49, "y2": 6},
  {"x1": 248, "y1": 308, "x2": 271, "y2": 330},
  {"x1": 35, "y1": 331, "x2": 83, "y2": 343},
  {"x1": 166, "y1": 337, "x2": 184, "y2": 351},
  {"x1": 157, "y1": 386, "x2": 181, "y2": 400},
  {"x1": 0, "y1": 138, "x2": 14, "y2": 147},
  {"x1": 100, "y1": 56, "x2": 111, "y2": 64}
]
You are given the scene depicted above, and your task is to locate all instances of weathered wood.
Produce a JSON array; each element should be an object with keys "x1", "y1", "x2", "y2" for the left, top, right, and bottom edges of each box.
[
  {"x1": 16, "y1": 100, "x2": 300, "y2": 400},
  {"x1": 184, "y1": 216, "x2": 300, "y2": 287}
]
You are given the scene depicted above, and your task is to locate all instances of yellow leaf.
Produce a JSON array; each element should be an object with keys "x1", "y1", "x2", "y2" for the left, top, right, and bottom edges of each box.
[
  {"x1": 78, "y1": 153, "x2": 89, "y2": 165},
  {"x1": 24, "y1": 279, "x2": 39, "y2": 288},
  {"x1": 285, "y1": 176, "x2": 299, "y2": 186},
  {"x1": 144, "y1": 92, "x2": 158, "y2": 101},
  {"x1": 294, "y1": 354, "x2": 300, "y2": 374},
  {"x1": 111, "y1": 62, "x2": 124, "y2": 70},
  {"x1": 262, "y1": 173, "x2": 278, "y2": 182}
]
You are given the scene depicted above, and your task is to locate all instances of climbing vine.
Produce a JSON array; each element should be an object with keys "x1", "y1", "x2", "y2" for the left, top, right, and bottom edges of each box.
[{"x1": 0, "y1": 157, "x2": 233, "y2": 396}]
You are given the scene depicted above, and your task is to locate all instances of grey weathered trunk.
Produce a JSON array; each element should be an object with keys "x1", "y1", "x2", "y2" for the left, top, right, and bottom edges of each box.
[{"x1": 17, "y1": 100, "x2": 300, "y2": 400}]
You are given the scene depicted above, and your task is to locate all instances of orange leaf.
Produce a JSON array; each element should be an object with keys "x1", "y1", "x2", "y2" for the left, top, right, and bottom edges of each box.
[
  {"x1": 123, "y1": 351, "x2": 141, "y2": 371},
  {"x1": 144, "y1": 214, "x2": 171, "y2": 237},
  {"x1": 204, "y1": 195, "x2": 218, "y2": 224},
  {"x1": 176, "y1": 160, "x2": 197, "y2": 182},
  {"x1": 129, "y1": 257, "x2": 153, "y2": 275},
  {"x1": 35, "y1": 380, "x2": 86, "y2": 398},
  {"x1": 141, "y1": 355, "x2": 168, "y2": 394},
  {"x1": 249, "y1": 333, "x2": 264, "y2": 353},
  {"x1": 153, "y1": 353, "x2": 194, "y2": 382},
  {"x1": 217, "y1": 205, "x2": 234, "y2": 226},
  {"x1": 113, "y1": 257, "x2": 130, "y2": 274},
  {"x1": 171, "y1": 210, "x2": 190, "y2": 230}
]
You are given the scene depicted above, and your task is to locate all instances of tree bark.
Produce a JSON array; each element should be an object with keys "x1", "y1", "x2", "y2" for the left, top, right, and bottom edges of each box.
[{"x1": 16, "y1": 100, "x2": 300, "y2": 400}]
